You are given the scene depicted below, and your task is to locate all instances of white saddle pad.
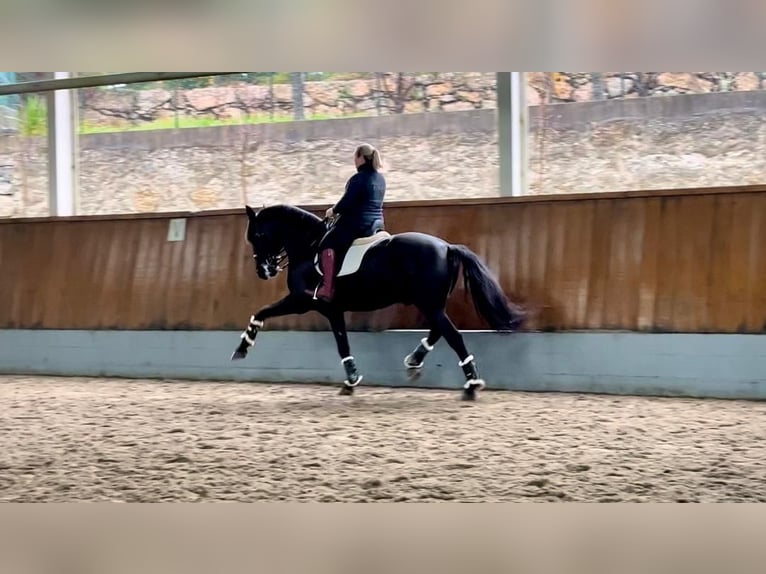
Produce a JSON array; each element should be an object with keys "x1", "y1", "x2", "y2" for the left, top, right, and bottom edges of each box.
[{"x1": 314, "y1": 231, "x2": 391, "y2": 277}]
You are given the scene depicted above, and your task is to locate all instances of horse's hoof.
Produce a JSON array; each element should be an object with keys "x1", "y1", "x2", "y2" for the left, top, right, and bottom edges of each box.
[
  {"x1": 461, "y1": 380, "x2": 484, "y2": 401},
  {"x1": 339, "y1": 385, "x2": 354, "y2": 396},
  {"x1": 230, "y1": 349, "x2": 248, "y2": 361},
  {"x1": 406, "y1": 367, "x2": 422, "y2": 381}
]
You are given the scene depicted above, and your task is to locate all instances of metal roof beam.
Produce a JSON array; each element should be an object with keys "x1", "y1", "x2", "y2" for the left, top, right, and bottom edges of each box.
[{"x1": 0, "y1": 72, "x2": 223, "y2": 96}]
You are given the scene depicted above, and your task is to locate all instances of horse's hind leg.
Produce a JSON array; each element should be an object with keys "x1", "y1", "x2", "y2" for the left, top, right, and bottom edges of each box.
[
  {"x1": 326, "y1": 310, "x2": 362, "y2": 396},
  {"x1": 404, "y1": 327, "x2": 441, "y2": 380},
  {"x1": 427, "y1": 310, "x2": 485, "y2": 401}
]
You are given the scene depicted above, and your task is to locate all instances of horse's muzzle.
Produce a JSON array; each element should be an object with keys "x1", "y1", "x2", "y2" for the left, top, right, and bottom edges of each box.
[{"x1": 256, "y1": 261, "x2": 278, "y2": 280}]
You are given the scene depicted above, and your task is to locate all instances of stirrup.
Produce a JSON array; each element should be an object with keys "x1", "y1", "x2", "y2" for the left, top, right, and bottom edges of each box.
[{"x1": 312, "y1": 284, "x2": 334, "y2": 302}]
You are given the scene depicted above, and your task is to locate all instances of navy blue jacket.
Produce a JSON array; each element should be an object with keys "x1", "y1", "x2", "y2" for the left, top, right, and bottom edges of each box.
[{"x1": 332, "y1": 163, "x2": 386, "y2": 236}]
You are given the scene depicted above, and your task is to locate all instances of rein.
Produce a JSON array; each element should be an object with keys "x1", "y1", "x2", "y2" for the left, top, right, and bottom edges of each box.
[{"x1": 263, "y1": 215, "x2": 335, "y2": 272}]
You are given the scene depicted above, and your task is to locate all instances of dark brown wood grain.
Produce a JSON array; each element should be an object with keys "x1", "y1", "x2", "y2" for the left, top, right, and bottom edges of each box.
[
  {"x1": 635, "y1": 197, "x2": 662, "y2": 331},
  {"x1": 583, "y1": 199, "x2": 614, "y2": 330},
  {"x1": 1, "y1": 185, "x2": 764, "y2": 333},
  {"x1": 744, "y1": 194, "x2": 766, "y2": 332}
]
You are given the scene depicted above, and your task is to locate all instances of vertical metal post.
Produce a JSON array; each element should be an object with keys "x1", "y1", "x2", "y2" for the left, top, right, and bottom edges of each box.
[
  {"x1": 497, "y1": 72, "x2": 528, "y2": 197},
  {"x1": 510, "y1": 72, "x2": 528, "y2": 197},
  {"x1": 46, "y1": 71, "x2": 77, "y2": 216}
]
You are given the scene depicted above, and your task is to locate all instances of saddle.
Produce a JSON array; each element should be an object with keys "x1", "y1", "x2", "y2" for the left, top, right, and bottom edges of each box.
[{"x1": 314, "y1": 230, "x2": 391, "y2": 277}]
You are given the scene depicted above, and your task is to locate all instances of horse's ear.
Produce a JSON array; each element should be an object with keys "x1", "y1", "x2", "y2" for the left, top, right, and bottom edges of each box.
[{"x1": 245, "y1": 205, "x2": 257, "y2": 221}]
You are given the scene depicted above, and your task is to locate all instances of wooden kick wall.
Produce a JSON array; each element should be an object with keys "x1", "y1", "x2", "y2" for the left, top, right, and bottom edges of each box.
[{"x1": 1, "y1": 185, "x2": 765, "y2": 333}]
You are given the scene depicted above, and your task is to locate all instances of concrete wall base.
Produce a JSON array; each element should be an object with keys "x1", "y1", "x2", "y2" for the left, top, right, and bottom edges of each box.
[{"x1": 1, "y1": 330, "x2": 764, "y2": 401}]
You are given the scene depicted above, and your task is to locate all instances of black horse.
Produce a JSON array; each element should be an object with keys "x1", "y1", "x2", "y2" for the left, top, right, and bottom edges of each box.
[{"x1": 230, "y1": 204, "x2": 527, "y2": 401}]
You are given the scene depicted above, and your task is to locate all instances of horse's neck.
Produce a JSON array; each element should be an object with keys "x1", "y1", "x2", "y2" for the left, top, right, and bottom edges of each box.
[
  {"x1": 283, "y1": 238, "x2": 311, "y2": 262},
  {"x1": 281, "y1": 218, "x2": 323, "y2": 262}
]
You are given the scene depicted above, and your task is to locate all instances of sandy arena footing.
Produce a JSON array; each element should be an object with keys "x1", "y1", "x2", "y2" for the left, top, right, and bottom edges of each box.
[{"x1": 1, "y1": 375, "x2": 765, "y2": 502}]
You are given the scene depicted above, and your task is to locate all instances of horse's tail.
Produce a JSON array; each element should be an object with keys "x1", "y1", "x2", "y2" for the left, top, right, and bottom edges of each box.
[{"x1": 447, "y1": 244, "x2": 527, "y2": 332}]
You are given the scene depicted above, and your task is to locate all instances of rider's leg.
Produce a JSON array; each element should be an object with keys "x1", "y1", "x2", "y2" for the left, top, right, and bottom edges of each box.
[
  {"x1": 307, "y1": 228, "x2": 351, "y2": 302},
  {"x1": 306, "y1": 228, "x2": 333, "y2": 299},
  {"x1": 314, "y1": 248, "x2": 337, "y2": 302}
]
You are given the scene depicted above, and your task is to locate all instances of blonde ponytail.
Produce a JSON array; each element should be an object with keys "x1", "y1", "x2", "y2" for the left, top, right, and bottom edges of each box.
[
  {"x1": 356, "y1": 143, "x2": 382, "y2": 170},
  {"x1": 370, "y1": 149, "x2": 382, "y2": 170}
]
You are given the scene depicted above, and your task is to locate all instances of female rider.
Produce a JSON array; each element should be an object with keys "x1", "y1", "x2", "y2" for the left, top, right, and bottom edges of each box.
[{"x1": 310, "y1": 143, "x2": 386, "y2": 302}]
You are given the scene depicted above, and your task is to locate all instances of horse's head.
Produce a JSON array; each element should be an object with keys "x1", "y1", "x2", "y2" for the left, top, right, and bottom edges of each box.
[
  {"x1": 245, "y1": 204, "x2": 284, "y2": 280},
  {"x1": 244, "y1": 203, "x2": 328, "y2": 280}
]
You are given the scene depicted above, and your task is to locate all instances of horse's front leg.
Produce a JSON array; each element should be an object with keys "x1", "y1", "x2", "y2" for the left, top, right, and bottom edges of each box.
[
  {"x1": 231, "y1": 294, "x2": 311, "y2": 360},
  {"x1": 325, "y1": 310, "x2": 361, "y2": 396}
]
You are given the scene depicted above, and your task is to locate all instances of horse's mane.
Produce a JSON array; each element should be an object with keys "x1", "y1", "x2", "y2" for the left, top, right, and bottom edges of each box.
[{"x1": 257, "y1": 204, "x2": 323, "y2": 227}]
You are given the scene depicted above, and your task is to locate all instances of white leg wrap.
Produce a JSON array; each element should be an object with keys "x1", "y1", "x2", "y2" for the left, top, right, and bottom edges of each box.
[
  {"x1": 241, "y1": 316, "x2": 263, "y2": 347},
  {"x1": 404, "y1": 338, "x2": 434, "y2": 369},
  {"x1": 344, "y1": 375, "x2": 363, "y2": 387},
  {"x1": 459, "y1": 355, "x2": 484, "y2": 390},
  {"x1": 341, "y1": 356, "x2": 361, "y2": 387}
]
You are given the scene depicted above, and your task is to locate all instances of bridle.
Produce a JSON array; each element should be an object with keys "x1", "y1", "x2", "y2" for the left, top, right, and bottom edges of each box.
[
  {"x1": 252, "y1": 215, "x2": 336, "y2": 272},
  {"x1": 253, "y1": 247, "x2": 289, "y2": 272}
]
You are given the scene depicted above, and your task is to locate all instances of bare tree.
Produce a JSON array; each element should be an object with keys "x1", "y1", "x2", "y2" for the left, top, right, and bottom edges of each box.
[{"x1": 376, "y1": 73, "x2": 419, "y2": 114}]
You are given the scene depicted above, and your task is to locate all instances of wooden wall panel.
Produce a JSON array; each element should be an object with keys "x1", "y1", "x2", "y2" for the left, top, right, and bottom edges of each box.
[
  {"x1": 744, "y1": 195, "x2": 766, "y2": 332},
  {"x1": 1, "y1": 185, "x2": 765, "y2": 334},
  {"x1": 635, "y1": 198, "x2": 662, "y2": 331},
  {"x1": 583, "y1": 199, "x2": 613, "y2": 329}
]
